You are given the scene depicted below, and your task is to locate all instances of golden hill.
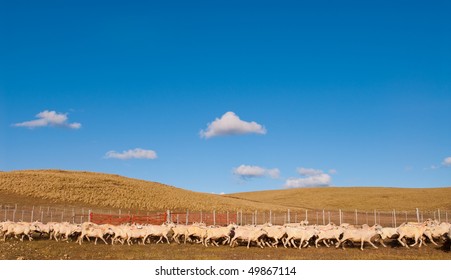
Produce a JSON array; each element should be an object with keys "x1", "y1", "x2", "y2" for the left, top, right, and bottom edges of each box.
[
  {"x1": 0, "y1": 169, "x2": 289, "y2": 212},
  {"x1": 227, "y1": 187, "x2": 451, "y2": 211},
  {"x1": 0, "y1": 170, "x2": 450, "y2": 212}
]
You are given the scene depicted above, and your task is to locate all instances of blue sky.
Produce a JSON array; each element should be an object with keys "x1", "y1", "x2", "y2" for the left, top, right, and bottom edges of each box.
[{"x1": 1, "y1": 0, "x2": 450, "y2": 193}]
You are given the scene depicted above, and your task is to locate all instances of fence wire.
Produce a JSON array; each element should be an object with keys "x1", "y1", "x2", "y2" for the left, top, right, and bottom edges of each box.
[{"x1": 1, "y1": 202, "x2": 449, "y2": 227}]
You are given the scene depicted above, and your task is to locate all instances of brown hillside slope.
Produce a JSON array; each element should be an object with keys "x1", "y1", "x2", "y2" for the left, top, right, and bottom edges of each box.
[
  {"x1": 1, "y1": 170, "x2": 450, "y2": 212},
  {"x1": 227, "y1": 187, "x2": 451, "y2": 211},
  {"x1": 0, "y1": 170, "x2": 289, "y2": 212}
]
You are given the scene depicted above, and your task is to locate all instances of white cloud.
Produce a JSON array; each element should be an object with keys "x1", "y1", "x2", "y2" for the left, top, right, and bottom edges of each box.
[
  {"x1": 267, "y1": 168, "x2": 281, "y2": 179},
  {"x1": 285, "y1": 167, "x2": 333, "y2": 188},
  {"x1": 105, "y1": 148, "x2": 157, "y2": 160},
  {"x1": 297, "y1": 167, "x2": 324, "y2": 176},
  {"x1": 13, "y1": 110, "x2": 81, "y2": 129},
  {"x1": 200, "y1": 111, "x2": 266, "y2": 139},
  {"x1": 233, "y1": 165, "x2": 280, "y2": 180},
  {"x1": 442, "y1": 157, "x2": 451, "y2": 167}
]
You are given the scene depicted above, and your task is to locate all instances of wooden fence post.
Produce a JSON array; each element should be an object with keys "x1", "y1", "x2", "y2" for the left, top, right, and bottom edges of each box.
[
  {"x1": 322, "y1": 209, "x2": 325, "y2": 225},
  {"x1": 355, "y1": 209, "x2": 358, "y2": 225},
  {"x1": 269, "y1": 210, "x2": 272, "y2": 224},
  {"x1": 287, "y1": 209, "x2": 290, "y2": 224},
  {"x1": 416, "y1": 208, "x2": 420, "y2": 223},
  {"x1": 374, "y1": 209, "x2": 377, "y2": 225},
  {"x1": 213, "y1": 210, "x2": 216, "y2": 226},
  {"x1": 339, "y1": 209, "x2": 342, "y2": 225},
  {"x1": 438, "y1": 209, "x2": 441, "y2": 223}
]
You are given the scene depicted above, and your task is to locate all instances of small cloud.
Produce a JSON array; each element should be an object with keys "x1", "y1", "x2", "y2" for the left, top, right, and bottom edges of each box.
[
  {"x1": 328, "y1": 169, "x2": 338, "y2": 174},
  {"x1": 13, "y1": 110, "x2": 81, "y2": 129},
  {"x1": 233, "y1": 165, "x2": 280, "y2": 180},
  {"x1": 219, "y1": 192, "x2": 225, "y2": 195},
  {"x1": 105, "y1": 148, "x2": 157, "y2": 160},
  {"x1": 424, "y1": 165, "x2": 440, "y2": 171},
  {"x1": 297, "y1": 167, "x2": 324, "y2": 176},
  {"x1": 285, "y1": 167, "x2": 333, "y2": 188},
  {"x1": 267, "y1": 168, "x2": 281, "y2": 179},
  {"x1": 200, "y1": 111, "x2": 266, "y2": 139},
  {"x1": 442, "y1": 157, "x2": 451, "y2": 167}
]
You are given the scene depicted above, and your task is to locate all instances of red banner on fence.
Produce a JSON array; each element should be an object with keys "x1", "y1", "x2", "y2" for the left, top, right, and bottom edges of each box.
[{"x1": 89, "y1": 212, "x2": 167, "y2": 225}]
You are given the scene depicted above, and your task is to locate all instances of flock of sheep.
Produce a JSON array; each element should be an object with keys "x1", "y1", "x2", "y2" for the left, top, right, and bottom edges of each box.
[{"x1": 1, "y1": 219, "x2": 450, "y2": 250}]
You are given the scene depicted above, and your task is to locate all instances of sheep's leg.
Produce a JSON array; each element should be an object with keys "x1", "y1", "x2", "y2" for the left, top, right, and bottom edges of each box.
[
  {"x1": 410, "y1": 236, "x2": 419, "y2": 247},
  {"x1": 335, "y1": 239, "x2": 342, "y2": 249},
  {"x1": 397, "y1": 235, "x2": 407, "y2": 248},
  {"x1": 230, "y1": 237, "x2": 237, "y2": 247},
  {"x1": 368, "y1": 240, "x2": 378, "y2": 249},
  {"x1": 323, "y1": 240, "x2": 330, "y2": 248},
  {"x1": 282, "y1": 238, "x2": 288, "y2": 248},
  {"x1": 314, "y1": 238, "x2": 321, "y2": 248},
  {"x1": 298, "y1": 239, "x2": 304, "y2": 249}
]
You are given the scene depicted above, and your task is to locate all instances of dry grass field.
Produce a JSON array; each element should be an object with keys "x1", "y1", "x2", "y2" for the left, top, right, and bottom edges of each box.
[
  {"x1": 1, "y1": 169, "x2": 450, "y2": 213},
  {"x1": 227, "y1": 187, "x2": 451, "y2": 211},
  {"x1": 0, "y1": 170, "x2": 290, "y2": 212}
]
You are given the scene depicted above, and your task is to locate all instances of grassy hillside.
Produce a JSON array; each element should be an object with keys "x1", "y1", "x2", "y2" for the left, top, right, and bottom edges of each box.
[
  {"x1": 227, "y1": 187, "x2": 451, "y2": 211},
  {"x1": 0, "y1": 170, "x2": 289, "y2": 212},
  {"x1": 1, "y1": 170, "x2": 450, "y2": 212}
]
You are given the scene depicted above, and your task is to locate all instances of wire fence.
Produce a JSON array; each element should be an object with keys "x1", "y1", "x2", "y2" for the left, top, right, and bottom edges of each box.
[{"x1": 1, "y1": 202, "x2": 449, "y2": 227}]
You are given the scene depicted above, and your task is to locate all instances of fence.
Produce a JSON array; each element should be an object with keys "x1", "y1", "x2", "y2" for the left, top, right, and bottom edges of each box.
[
  {"x1": 89, "y1": 212, "x2": 167, "y2": 225},
  {"x1": 1, "y1": 202, "x2": 449, "y2": 227}
]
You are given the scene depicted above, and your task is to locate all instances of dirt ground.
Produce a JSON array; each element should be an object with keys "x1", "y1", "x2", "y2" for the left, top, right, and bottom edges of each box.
[{"x1": 1, "y1": 238, "x2": 449, "y2": 260}]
